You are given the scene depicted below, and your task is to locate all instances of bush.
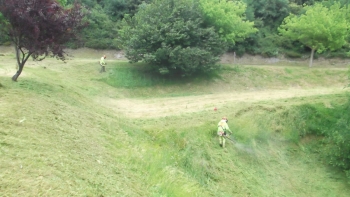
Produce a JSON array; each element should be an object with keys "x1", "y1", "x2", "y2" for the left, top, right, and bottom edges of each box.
[{"x1": 118, "y1": 0, "x2": 227, "y2": 77}]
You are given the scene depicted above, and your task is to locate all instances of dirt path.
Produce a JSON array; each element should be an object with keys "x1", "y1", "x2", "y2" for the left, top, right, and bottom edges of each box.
[{"x1": 103, "y1": 87, "x2": 347, "y2": 118}]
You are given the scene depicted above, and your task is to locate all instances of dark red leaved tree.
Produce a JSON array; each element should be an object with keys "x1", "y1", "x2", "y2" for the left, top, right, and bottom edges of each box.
[{"x1": 0, "y1": 0, "x2": 86, "y2": 81}]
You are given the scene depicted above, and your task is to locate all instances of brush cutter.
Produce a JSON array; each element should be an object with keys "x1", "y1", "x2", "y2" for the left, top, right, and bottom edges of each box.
[{"x1": 223, "y1": 134, "x2": 236, "y2": 143}]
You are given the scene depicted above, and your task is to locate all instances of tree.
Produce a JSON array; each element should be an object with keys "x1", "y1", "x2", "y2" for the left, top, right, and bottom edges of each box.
[
  {"x1": 0, "y1": 0, "x2": 86, "y2": 81},
  {"x1": 199, "y1": 0, "x2": 257, "y2": 44},
  {"x1": 119, "y1": 0, "x2": 227, "y2": 76},
  {"x1": 278, "y1": 3, "x2": 348, "y2": 67}
]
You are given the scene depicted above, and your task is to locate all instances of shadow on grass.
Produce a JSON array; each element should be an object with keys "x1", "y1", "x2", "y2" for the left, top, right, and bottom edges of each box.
[
  {"x1": 99, "y1": 62, "x2": 223, "y2": 88},
  {"x1": 16, "y1": 79, "x2": 59, "y2": 94},
  {"x1": 0, "y1": 76, "x2": 58, "y2": 93}
]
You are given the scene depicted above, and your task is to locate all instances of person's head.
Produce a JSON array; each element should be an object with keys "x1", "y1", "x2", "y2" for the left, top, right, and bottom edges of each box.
[
  {"x1": 222, "y1": 117, "x2": 228, "y2": 123},
  {"x1": 103, "y1": 55, "x2": 106, "y2": 59}
]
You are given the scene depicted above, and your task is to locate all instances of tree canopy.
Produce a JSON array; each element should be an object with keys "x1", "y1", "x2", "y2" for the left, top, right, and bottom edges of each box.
[
  {"x1": 278, "y1": 2, "x2": 348, "y2": 67},
  {"x1": 199, "y1": 0, "x2": 257, "y2": 44},
  {"x1": 0, "y1": 0, "x2": 86, "y2": 81}
]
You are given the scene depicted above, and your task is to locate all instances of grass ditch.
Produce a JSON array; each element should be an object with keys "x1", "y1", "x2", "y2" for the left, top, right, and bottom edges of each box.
[{"x1": 1, "y1": 54, "x2": 350, "y2": 196}]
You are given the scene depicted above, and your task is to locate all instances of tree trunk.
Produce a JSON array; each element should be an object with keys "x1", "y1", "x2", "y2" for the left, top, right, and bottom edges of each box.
[
  {"x1": 14, "y1": 44, "x2": 20, "y2": 69},
  {"x1": 12, "y1": 63, "x2": 24, "y2": 81},
  {"x1": 309, "y1": 48, "x2": 315, "y2": 68},
  {"x1": 233, "y1": 51, "x2": 236, "y2": 64},
  {"x1": 12, "y1": 46, "x2": 32, "y2": 81}
]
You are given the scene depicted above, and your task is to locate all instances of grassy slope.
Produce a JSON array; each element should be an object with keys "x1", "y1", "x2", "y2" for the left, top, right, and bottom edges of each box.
[{"x1": 0, "y1": 50, "x2": 350, "y2": 196}]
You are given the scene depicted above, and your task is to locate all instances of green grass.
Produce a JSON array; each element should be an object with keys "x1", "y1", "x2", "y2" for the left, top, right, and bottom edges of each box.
[
  {"x1": 1, "y1": 49, "x2": 350, "y2": 196},
  {"x1": 98, "y1": 62, "x2": 348, "y2": 98}
]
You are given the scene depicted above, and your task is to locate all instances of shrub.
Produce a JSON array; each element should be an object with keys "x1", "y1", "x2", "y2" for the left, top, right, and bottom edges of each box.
[{"x1": 118, "y1": 0, "x2": 227, "y2": 77}]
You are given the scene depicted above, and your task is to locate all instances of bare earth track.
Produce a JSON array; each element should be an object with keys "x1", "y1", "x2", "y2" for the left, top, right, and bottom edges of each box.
[{"x1": 104, "y1": 87, "x2": 347, "y2": 118}]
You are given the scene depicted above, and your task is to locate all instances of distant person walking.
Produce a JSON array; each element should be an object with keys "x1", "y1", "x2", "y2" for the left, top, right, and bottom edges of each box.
[
  {"x1": 217, "y1": 117, "x2": 232, "y2": 148},
  {"x1": 100, "y1": 55, "x2": 107, "y2": 73}
]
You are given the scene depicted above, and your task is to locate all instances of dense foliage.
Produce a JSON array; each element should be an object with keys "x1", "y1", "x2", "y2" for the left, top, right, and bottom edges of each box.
[
  {"x1": 64, "y1": 0, "x2": 150, "y2": 49},
  {"x1": 199, "y1": 0, "x2": 257, "y2": 44}
]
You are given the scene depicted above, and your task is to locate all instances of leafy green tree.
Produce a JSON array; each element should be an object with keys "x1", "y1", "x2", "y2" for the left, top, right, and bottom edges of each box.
[
  {"x1": 279, "y1": 3, "x2": 348, "y2": 67},
  {"x1": 119, "y1": 0, "x2": 226, "y2": 76},
  {"x1": 199, "y1": 0, "x2": 257, "y2": 44}
]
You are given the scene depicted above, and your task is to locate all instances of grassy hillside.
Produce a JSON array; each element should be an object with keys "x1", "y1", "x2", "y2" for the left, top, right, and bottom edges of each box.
[{"x1": 1, "y1": 48, "x2": 350, "y2": 196}]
